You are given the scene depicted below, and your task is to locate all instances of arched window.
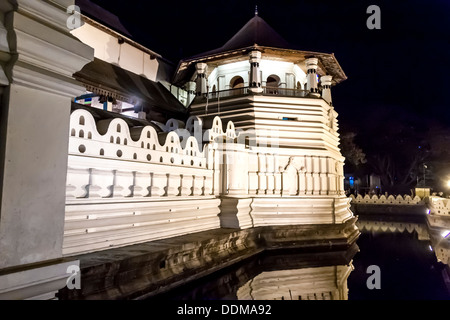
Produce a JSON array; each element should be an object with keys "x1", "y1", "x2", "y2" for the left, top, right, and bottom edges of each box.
[
  {"x1": 230, "y1": 76, "x2": 244, "y2": 95},
  {"x1": 266, "y1": 75, "x2": 280, "y2": 94},
  {"x1": 230, "y1": 76, "x2": 244, "y2": 89}
]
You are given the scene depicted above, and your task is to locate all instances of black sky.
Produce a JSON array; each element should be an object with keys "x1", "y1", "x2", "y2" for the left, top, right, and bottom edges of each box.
[{"x1": 89, "y1": 0, "x2": 450, "y2": 133}]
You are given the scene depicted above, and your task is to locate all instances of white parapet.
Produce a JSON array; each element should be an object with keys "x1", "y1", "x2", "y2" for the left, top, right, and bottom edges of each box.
[{"x1": 65, "y1": 109, "x2": 353, "y2": 254}]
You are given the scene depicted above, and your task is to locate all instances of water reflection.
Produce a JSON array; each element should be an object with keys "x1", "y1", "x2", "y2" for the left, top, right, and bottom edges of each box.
[
  {"x1": 152, "y1": 214, "x2": 450, "y2": 300},
  {"x1": 237, "y1": 263, "x2": 353, "y2": 300},
  {"x1": 152, "y1": 245, "x2": 358, "y2": 300}
]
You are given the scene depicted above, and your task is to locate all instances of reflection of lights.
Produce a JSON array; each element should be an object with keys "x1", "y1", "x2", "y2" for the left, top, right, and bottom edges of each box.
[
  {"x1": 447, "y1": 180, "x2": 450, "y2": 188},
  {"x1": 441, "y1": 230, "x2": 450, "y2": 238},
  {"x1": 429, "y1": 245, "x2": 433, "y2": 251},
  {"x1": 426, "y1": 209, "x2": 431, "y2": 215}
]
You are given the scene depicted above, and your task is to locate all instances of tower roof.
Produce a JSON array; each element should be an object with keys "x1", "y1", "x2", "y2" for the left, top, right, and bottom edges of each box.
[
  {"x1": 213, "y1": 14, "x2": 290, "y2": 54},
  {"x1": 173, "y1": 13, "x2": 347, "y2": 87}
]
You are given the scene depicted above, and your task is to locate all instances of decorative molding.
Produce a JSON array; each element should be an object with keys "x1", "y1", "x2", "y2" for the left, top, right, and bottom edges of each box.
[{"x1": 350, "y1": 194, "x2": 423, "y2": 205}]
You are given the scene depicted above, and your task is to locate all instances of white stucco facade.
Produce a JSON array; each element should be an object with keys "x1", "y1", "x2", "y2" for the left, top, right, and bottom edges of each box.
[{"x1": 0, "y1": 2, "x2": 356, "y2": 300}]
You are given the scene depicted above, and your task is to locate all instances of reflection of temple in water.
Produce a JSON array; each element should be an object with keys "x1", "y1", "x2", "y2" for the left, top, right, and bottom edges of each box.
[
  {"x1": 357, "y1": 220, "x2": 430, "y2": 241},
  {"x1": 237, "y1": 265, "x2": 352, "y2": 300},
  {"x1": 152, "y1": 245, "x2": 358, "y2": 300},
  {"x1": 357, "y1": 213, "x2": 450, "y2": 278}
]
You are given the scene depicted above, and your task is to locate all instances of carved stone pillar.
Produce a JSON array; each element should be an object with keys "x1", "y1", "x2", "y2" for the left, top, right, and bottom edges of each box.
[
  {"x1": 249, "y1": 50, "x2": 262, "y2": 93},
  {"x1": 305, "y1": 57, "x2": 320, "y2": 97},
  {"x1": 320, "y1": 75, "x2": 333, "y2": 105}
]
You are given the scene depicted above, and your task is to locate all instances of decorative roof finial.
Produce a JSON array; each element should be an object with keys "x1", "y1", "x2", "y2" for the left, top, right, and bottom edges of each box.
[{"x1": 255, "y1": 5, "x2": 258, "y2": 16}]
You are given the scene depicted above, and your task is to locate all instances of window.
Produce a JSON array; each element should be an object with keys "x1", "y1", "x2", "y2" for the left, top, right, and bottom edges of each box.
[
  {"x1": 266, "y1": 75, "x2": 280, "y2": 94},
  {"x1": 229, "y1": 76, "x2": 244, "y2": 95}
]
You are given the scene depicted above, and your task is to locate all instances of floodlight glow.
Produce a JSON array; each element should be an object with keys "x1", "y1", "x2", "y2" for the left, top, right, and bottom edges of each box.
[{"x1": 441, "y1": 230, "x2": 450, "y2": 238}]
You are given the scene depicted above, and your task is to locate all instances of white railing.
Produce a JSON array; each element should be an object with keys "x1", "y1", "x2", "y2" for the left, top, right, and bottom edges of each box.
[
  {"x1": 427, "y1": 196, "x2": 450, "y2": 216},
  {"x1": 350, "y1": 194, "x2": 423, "y2": 205}
]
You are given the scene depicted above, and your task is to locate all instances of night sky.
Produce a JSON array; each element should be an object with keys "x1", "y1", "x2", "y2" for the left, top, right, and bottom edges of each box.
[{"x1": 89, "y1": 0, "x2": 450, "y2": 134}]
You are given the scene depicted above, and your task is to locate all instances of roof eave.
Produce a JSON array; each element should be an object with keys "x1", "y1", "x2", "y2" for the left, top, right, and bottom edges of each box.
[{"x1": 173, "y1": 45, "x2": 347, "y2": 87}]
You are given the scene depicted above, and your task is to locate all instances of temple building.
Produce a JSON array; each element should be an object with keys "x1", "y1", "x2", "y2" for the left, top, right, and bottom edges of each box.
[{"x1": 0, "y1": 1, "x2": 358, "y2": 300}]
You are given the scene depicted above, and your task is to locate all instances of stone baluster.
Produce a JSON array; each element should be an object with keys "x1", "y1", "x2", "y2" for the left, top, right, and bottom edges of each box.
[
  {"x1": 66, "y1": 167, "x2": 90, "y2": 199},
  {"x1": 112, "y1": 170, "x2": 134, "y2": 197},
  {"x1": 180, "y1": 174, "x2": 193, "y2": 196},
  {"x1": 134, "y1": 172, "x2": 151, "y2": 197},
  {"x1": 304, "y1": 156, "x2": 313, "y2": 195},
  {"x1": 273, "y1": 156, "x2": 282, "y2": 195},
  {"x1": 151, "y1": 172, "x2": 167, "y2": 196},
  {"x1": 266, "y1": 154, "x2": 275, "y2": 194},
  {"x1": 166, "y1": 173, "x2": 181, "y2": 196},
  {"x1": 257, "y1": 153, "x2": 267, "y2": 194},
  {"x1": 192, "y1": 175, "x2": 204, "y2": 196}
]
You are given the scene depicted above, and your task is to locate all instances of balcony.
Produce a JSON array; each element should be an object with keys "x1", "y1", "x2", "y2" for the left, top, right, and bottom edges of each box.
[{"x1": 205, "y1": 86, "x2": 314, "y2": 101}]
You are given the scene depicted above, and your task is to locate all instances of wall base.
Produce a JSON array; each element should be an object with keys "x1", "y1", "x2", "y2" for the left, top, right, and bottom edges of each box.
[
  {"x1": 57, "y1": 217, "x2": 359, "y2": 300},
  {"x1": 0, "y1": 259, "x2": 79, "y2": 300}
]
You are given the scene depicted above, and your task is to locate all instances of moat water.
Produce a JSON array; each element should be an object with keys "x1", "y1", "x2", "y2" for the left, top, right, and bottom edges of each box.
[{"x1": 152, "y1": 217, "x2": 450, "y2": 300}]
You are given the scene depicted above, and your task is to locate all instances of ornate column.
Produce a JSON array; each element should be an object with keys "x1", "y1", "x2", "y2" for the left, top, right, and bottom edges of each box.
[
  {"x1": 249, "y1": 50, "x2": 262, "y2": 93},
  {"x1": 305, "y1": 57, "x2": 320, "y2": 97},
  {"x1": 195, "y1": 62, "x2": 208, "y2": 96},
  {"x1": 320, "y1": 75, "x2": 333, "y2": 105}
]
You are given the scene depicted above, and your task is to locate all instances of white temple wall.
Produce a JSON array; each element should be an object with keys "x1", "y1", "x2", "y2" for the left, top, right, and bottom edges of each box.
[
  {"x1": 71, "y1": 22, "x2": 159, "y2": 81},
  {"x1": 64, "y1": 111, "x2": 351, "y2": 254}
]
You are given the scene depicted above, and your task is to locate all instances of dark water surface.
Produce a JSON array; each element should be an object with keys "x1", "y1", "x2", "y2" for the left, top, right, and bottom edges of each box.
[
  {"x1": 348, "y1": 231, "x2": 450, "y2": 300},
  {"x1": 151, "y1": 223, "x2": 450, "y2": 300}
]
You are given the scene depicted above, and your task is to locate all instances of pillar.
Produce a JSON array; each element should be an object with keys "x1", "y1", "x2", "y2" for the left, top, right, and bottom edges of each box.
[
  {"x1": 249, "y1": 50, "x2": 262, "y2": 93},
  {"x1": 226, "y1": 143, "x2": 248, "y2": 195},
  {"x1": 185, "y1": 81, "x2": 196, "y2": 105},
  {"x1": 305, "y1": 57, "x2": 320, "y2": 97},
  {"x1": 195, "y1": 62, "x2": 207, "y2": 96},
  {"x1": 320, "y1": 75, "x2": 333, "y2": 105},
  {"x1": 0, "y1": 0, "x2": 93, "y2": 299}
]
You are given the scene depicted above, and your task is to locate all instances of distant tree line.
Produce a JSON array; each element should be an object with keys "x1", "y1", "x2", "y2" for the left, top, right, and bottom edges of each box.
[{"x1": 339, "y1": 104, "x2": 450, "y2": 195}]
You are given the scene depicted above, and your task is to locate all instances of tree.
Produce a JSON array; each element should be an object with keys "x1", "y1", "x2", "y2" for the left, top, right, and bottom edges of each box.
[
  {"x1": 349, "y1": 104, "x2": 430, "y2": 194},
  {"x1": 340, "y1": 132, "x2": 367, "y2": 167}
]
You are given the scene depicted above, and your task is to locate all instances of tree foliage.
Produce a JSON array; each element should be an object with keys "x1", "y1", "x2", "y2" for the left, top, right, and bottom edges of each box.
[{"x1": 340, "y1": 132, "x2": 367, "y2": 167}]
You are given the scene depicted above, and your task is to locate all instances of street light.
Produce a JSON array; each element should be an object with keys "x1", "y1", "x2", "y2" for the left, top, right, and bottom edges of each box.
[{"x1": 423, "y1": 164, "x2": 427, "y2": 187}]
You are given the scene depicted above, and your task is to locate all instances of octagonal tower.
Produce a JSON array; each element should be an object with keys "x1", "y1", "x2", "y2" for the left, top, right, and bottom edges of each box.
[{"x1": 173, "y1": 12, "x2": 356, "y2": 237}]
